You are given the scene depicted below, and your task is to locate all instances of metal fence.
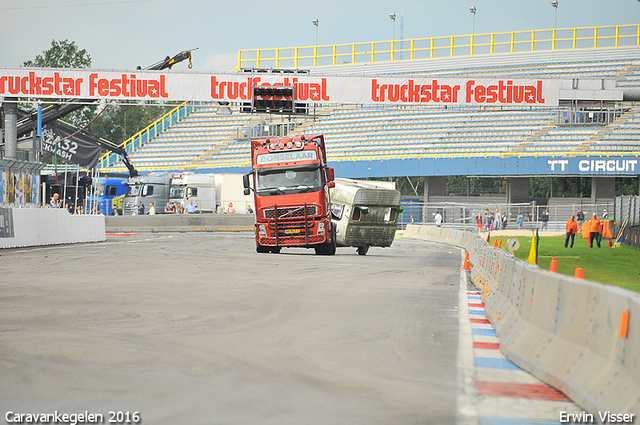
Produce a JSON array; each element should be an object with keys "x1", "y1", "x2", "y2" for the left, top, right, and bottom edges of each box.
[
  {"x1": 399, "y1": 200, "x2": 615, "y2": 232},
  {"x1": 615, "y1": 195, "x2": 640, "y2": 249}
]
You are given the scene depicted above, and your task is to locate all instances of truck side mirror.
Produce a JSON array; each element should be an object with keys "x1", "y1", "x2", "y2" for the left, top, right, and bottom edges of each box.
[
  {"x1": 328, "y1": 167, "x2": 335, "y2": 181},
  {"x1": 242, "y1": 173, "x2": 250, "y2": 189},
  {"x1": 243, "y1": 188, "x2": 251, "y2": 196},
  {"x1": 328, "y1": 181, "x2": 335, "y2": 188}
]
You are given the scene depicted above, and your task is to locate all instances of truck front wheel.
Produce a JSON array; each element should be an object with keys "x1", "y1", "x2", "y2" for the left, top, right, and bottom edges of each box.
[{"x1": 315, "y1": 224, "x2": 336, "y2": 256}]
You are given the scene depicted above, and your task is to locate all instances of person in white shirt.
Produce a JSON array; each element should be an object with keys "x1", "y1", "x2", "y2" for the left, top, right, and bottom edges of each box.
[{"x1": 434, "y1": 211, "x2": 443, "y2": 227}]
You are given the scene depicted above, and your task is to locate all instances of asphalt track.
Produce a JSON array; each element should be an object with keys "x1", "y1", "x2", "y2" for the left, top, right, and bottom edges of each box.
[{"x1": 0, "y1": 233, "x2": 463, "y2": 425}]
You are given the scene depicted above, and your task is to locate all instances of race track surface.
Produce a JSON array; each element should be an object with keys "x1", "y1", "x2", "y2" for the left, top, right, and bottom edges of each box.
[{"x1": 0, "y1": 233, "x2": 462, "y2": 425}]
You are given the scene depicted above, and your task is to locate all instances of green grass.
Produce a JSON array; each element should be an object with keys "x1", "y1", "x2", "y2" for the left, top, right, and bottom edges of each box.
[{"x1": 494, "y1": 235, "x2": 640, "y2": 293}]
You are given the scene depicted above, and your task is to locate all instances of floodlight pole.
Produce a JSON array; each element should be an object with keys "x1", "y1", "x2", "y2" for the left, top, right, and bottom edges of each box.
[
  {"x1": 552, "y1": 1, "x2": 558, "y2": 29},
  {"x1": 390, "y1": 13, "x2": 396, "y2": 60},
  {"x1": 470, "y1": 7, "x2": 476, "y2": 55},
  {"x1": 470, "y1": 6, "x2": 476, "y2": 35},
  {"x1": 312, "y1": 19, "x2": 319, "y2": 46}
]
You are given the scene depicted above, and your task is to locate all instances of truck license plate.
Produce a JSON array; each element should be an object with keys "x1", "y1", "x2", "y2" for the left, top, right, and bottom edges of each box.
[{"x1": 285, "y1": 229, "x2": 301, "y2": 234}]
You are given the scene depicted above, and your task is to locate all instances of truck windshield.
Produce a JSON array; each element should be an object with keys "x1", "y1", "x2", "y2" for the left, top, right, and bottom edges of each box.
[
  {"x1": 95, "y1": 183, "x2": 106, "y2": 197},
  {"x1": 170, "y1": 186, "x2": 185, "y2": 200},
  {"x1": 126, "y1": 184, "x2": 141, "y2": 197},
  {"x1": 256, "y1": 166, "x2": 322, "y2": 195}
]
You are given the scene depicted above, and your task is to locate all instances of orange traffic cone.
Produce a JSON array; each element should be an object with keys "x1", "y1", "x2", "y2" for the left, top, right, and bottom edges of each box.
[
  {"x1": 608, "y1": 240, "x2": 612, "y2": 248},
  {"x1": 574, "y1": 267, "x2": 584, "y2": 280},
  {"x1": 498, "y1": 239, "x2": 503, "y2": 249},
  {"x1": 493, "y1": 239, "x2": 498, "y2": 248},
  {"x1": 461, "y1": 252, "x2": 471, "y2": 270},
  {"x1": 549, "y1": 257, "x2": 557, "y2": 273}
]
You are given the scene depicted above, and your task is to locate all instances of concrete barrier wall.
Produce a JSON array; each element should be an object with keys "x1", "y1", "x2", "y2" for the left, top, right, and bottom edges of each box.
[
  {"x1": 0, "y1": 208, "x2": 106, "y2": 249},
  {"x1": 404, "y1": 224, "x2": 640, "y2": 417},
  {"x1": 105, "y1": 214, "x2": 255, "y2": 233}
]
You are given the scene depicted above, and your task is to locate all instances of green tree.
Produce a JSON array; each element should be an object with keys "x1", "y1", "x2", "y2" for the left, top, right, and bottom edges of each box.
[
  {"x1": 23, "y1": 39, "x2": 91, "y2": 68},
  {"x1": 89, "y1": 101, "x2": 173, "y2": 143},
  {"x1": 23, "y1": 39, "x2": 94, "y2": 130}
]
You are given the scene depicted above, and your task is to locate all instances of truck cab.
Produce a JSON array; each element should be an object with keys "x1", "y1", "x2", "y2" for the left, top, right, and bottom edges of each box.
[
  {"x1": 244, "y1": 134, "x2": 336, "y2": 255},
  {"x1": 88, "y1": 177, "x2": 128, "y2": 215},
  {"x1": 123, "y1": 172, "x2": 171, "y2": 215},
  {"x1": 170, "y1": 173, "x2": 216, "y2": 213}
]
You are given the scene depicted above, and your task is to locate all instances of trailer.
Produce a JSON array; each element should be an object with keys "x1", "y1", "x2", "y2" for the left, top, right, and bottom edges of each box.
[{"x1": 330, "y1": 178, "x2": 403, "y2": 255}]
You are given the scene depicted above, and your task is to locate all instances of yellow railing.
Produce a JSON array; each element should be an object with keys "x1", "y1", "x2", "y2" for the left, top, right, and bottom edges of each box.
[
  {"x1": 237, "y1": 24, "x2": 640, "y2": 70},
  {"x1": 97, "y1": 101, "x2": 196, "y2": 170}
]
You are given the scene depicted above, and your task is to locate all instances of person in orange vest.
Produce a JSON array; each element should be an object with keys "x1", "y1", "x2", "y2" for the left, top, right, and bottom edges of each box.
[
  {"x1": 589, "y1": 212, "x2": 601, "y2": 248},
  {"x1": 565, "y1": 215, "x2": 578, "y2": 248}
]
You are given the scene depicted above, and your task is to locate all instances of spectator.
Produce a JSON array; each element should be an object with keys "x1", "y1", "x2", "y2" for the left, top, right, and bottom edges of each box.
[
  {"x1": 174, "y1": 201, "x2": 184, "y2": 214},
  {"x1": 516, "y1": 213, "x2": 525, "y2": 230},
  {"x1": 476, "y1": 212, "x2": 483, "y2": 233},
  {"x1": 576, "y1": 208, "x2": 585, "y2": 228},
  {"x1": 602, "y1": 209, "x2": 609, "y2": 220},
  {"x1": 434, "y1": 211, "x2": 442, "y2": 227},
  {"x1": 147, "y1": 203, "x2": 156, "y2": 215},
  {"x1": 186, "y1": 200, "x2": 198, "y2": 214},
  {"x1": 501, "y1": 212, "x2": 507, "y2": 230},
  {"x1": 589, "y1": 212, "x2": 601, "y2": 248},
  {"x1": 488, "y1": 213, "x2": 495, "y2": 231},
  {"x1": 49, "y1": 193, "x2": 62, "y2": 208},
  {"x1": 565, "y1": 215, "x2": 578, "y2": 248},
  {"x1": 164, "y1": 202, "x2": 175, "y2": 214},
  {"x1": 247, "y1": 204, "x2": 254, "y2": 214},
  {"x1": 541, "y1": 210, "x2": 549, "y2": 231},
  {"x1": 137, "y1": 201, "x2": 145, "y2": 216},
  {"x1": 226, "y1": 202, "x2": 236, "y2": 214}
]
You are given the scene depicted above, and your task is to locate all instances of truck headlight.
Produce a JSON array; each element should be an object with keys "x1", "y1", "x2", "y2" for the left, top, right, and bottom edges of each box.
[
  {"x1": 258, "y1": 225, "x2": 267, "y2": 237},
  {"x1": 318, "y1": 221, "x2": 325, "y2": 235}
]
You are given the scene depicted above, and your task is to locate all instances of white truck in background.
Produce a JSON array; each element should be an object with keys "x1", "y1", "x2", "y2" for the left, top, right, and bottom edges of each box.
[
  {"x1": 123, "y1": 172, "x2": 172, "y2": 215},
  {"x1": 170, "y1": 173, "x2": 217, "y2": 213},
  {"x1": 122, "y1": 172, "x2": 250, "y2": 215},
  {"x1": 214, "y1": 173, "x2": 254, "y2": 214}
]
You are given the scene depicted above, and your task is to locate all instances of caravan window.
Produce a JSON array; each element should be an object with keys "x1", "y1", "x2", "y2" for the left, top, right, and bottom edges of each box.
[
  {"x1": 384, "y1": 207, "x2": 398, "y2": 223},
  {"x1": 352, "y1": 207, "x2": 362, "y2": 222}
]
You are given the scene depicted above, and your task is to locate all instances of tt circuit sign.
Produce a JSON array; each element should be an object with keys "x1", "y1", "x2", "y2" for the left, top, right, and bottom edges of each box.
[
  {"x1": 0, "y1": 67, "x2": 567, "y2": 106},
  {"x1": 547, "y1": 158, "x2": 638, "y2": 174}
]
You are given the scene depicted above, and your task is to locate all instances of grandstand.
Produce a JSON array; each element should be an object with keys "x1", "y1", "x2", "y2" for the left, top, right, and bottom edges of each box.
[{"x1": 98, "y1": 24, "x2": 640, "y2": 205}]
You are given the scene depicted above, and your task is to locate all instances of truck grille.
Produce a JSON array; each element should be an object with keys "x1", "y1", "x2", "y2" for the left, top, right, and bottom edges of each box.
[{"x1": 264, "y1": 205, "x2": 317, "y2": 219}]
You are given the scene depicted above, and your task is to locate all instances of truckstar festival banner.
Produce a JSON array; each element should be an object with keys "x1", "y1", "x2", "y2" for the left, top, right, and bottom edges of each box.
[{"x1": 0, "y1": 67, "x2": 583, "y2": 106}]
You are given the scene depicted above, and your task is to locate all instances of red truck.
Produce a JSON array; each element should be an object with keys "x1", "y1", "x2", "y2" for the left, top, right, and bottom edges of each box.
[{"x1": 243, "y1": 134, "x2": 336, "y2": 255}]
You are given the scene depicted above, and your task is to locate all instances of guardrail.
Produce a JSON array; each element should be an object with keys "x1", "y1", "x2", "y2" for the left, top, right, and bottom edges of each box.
[
  {"x1": 404, "y1": 224, "x2": 640, "y2": 417},
  {"x1": 238, "y1": 24, "x2": 640, "y2": 70}
]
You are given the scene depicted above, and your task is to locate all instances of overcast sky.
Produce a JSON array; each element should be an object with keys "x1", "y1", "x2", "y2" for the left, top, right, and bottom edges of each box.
[{"x1": 1, "y1": 0, "x2": 639, "y2": 73}]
